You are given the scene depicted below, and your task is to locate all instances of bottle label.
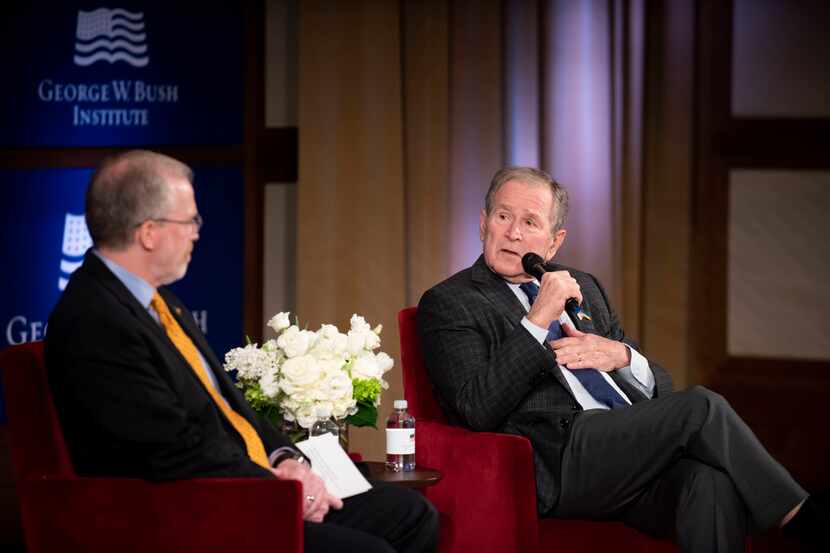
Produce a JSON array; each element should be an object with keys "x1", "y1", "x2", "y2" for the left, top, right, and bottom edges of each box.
[{"x1": 386, "y1": 428, "x2": 415, "y2": 454}]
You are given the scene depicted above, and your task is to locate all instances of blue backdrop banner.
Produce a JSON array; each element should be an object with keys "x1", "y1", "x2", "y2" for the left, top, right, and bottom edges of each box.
[
  {"x1": 0, "y1": 166, "x2": 244, "y2": 421},
  {"x1": 1, "y1": 2, "x2": 242, "y2": 146}
]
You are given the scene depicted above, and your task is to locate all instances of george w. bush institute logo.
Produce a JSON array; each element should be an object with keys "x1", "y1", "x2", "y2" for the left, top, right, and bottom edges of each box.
[
  {"x1": 59, "y1": 214, "x2": 92, "y2": 291},
  {"x1": 73, "y1": 8, "x2": 149, "y2": 67}
]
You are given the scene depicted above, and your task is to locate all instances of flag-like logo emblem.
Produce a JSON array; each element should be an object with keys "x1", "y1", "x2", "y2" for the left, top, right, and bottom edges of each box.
[
  {"x1": 73, "y1": 8, "x2": 149, "y2": 67},
  {"x1": 59, "y1": 214, "x2": 92, "y2": 291}
]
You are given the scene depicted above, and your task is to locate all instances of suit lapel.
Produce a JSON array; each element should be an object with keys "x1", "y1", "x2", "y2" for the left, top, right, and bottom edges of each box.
[
  {"x1": 471, "y1": 256, "x2": 575, "y2": 395},
  {"x1": 84, "y1": 252, "x2": 167, "y2": 340},
  {"x1": 470, "y1": 256, "x2": 526, "y2": 323},
  {"x1": 569, "y1": 308, "x2": 597, "y2": 334},
  {"x1": 84, "y1": 253, "x2": 256, "y2": 424},
  {"x1": 158, "y1": 288, "x2": 258, "y2": 421},
  {"x1": 544, "y1": 260, "x2": 597, "y2": 332}
]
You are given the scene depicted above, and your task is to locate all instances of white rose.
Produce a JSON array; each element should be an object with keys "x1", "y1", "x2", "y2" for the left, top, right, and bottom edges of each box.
[
  {"x1": 375, "y1": 352, "x2": 394, "y2": 375},
  {"x1": 311, "y1": 400, "x2": 335, "y2": 417},
  {"x1": 280, "y1": 354, "x2": 323, "y2": 395},
  {"x1": 350, "y1": 314, "x2": 370, "y2": 332},
  {"x1": 267, "y1": 311, "x2": 292, "y2": 333},
  {"x1": 326, "y1": 371, "x2": 353, "y2": 399},
  {"x1": 363, "y1": 330, "x2": 381, "y2": 351},
  {"x1": 332, "y1": 396, "x2": 358, "y2": 419},
  {"x1": 261, "y1": 339, "x2": 283, "y2": 360},
  {"x1": 294, "y1": 403, "x2": 318, "y2": 429},
  {"x1": 312, "y1": 325, "x2": 348, "y2": 358},
  {"x1": 346, "y1": 330, "x2": 366, "y2": 355},
  {"x1": 319, "y1": 324, "x2": 340, "y2": 340},
  {"x1": 316, "y1": 357, "x2": 347, "y2": 378},
  {"x1": 277, "y1": 326, "x2": 313, "y2": 358},
  {"x1": 346, "y1": 328, "x2": 380, "y2": 354},
  {"x1": 351, "y1": 351, "x2": 381, "y2": 380},
  {"x1": 346, "y1": 316, "x2": 382, "y2": 353}
]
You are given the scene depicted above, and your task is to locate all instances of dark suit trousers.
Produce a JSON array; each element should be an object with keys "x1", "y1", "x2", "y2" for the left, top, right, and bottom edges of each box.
[
  {"x1": 550, "y1": 386, "x2": 806, "y2": 553},
  {"x1": 304, "y1": 482, "x2": 438, "y2": 553}
]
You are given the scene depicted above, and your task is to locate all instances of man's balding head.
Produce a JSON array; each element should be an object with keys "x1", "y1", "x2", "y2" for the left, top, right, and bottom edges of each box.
[{"x1": 85, "y1": 150, "x2": 194, "y2": 250}]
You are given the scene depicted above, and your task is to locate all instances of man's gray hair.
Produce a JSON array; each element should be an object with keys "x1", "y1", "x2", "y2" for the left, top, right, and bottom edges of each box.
[
  {"x1": 485, "y1": 166, "x2": 569, "y2": 233},
  {"x1": 85, "y1": 150, "x2": 193, "y2": 249}
]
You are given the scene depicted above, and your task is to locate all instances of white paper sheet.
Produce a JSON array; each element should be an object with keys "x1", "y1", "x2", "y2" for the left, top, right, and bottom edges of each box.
[{"x1": 295, "y1": 433, "x2": 372, "y2": 499}]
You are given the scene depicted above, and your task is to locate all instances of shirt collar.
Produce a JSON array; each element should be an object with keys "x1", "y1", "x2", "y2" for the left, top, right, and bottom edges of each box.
[{"x1": 93, "y1": 249, "x2": 156, "y2": 310}]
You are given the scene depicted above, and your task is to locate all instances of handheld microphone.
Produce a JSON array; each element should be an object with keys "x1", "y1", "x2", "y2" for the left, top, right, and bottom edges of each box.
[
  {"x1": 521, "y1": 252, "x2": 583, "y2": 330},
  {"x1": 521, "y1": 252, "x2": 548, "y2": 282}
]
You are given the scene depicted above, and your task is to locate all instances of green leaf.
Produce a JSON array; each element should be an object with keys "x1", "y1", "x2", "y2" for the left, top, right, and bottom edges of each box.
[{"x1": 346, "y1": 401, "x2": 378, "y2": 429}]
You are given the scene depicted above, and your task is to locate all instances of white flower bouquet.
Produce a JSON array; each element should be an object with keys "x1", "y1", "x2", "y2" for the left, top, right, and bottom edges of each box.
[{"x1": 223, "y1": 312, "x2": 393, "y2": 434}]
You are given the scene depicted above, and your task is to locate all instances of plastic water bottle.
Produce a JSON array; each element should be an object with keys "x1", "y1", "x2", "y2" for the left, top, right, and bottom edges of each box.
[
  {"x1": 309, "y1": 406, "x2": 339, "y2": 440},
  {"x1": 385, "y1": 399, "x2": 416, "y2": 472}
]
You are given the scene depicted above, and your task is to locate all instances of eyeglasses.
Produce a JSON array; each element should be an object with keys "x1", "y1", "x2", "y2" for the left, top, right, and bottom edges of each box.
[{"x1": 148, "y1": 214, "x2": 203, "y2": 231}]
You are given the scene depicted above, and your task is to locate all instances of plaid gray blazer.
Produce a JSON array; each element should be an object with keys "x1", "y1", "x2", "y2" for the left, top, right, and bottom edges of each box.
[{"x1": 417, "y1": 255, "x2": 674, "y2": 514}]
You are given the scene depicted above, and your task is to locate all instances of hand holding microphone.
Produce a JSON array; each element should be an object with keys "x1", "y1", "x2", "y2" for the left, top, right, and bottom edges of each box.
[
  {"x1": 521, "y1": 254, "x2": 629, "y2": 369},
  {"x1": 520, "y1": 253, "x2": 583, "y2": 330}
]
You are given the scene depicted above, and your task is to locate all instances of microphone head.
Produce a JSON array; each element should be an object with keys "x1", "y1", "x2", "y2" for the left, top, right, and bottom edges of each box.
[{"x1": 521, "y1": 252, "x2": 546, "y2": 280}]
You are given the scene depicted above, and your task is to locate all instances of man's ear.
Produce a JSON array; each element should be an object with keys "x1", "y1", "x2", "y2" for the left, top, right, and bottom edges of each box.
[
  {"x1": 545, "y1": 228, "x2": 567, "y2": 261},
  {"x1": 135, "y1": 221, "x2": 157, "y2": 251},
  {"x1": 479, "y1": 209, "x2": 487, "y2": 241}
]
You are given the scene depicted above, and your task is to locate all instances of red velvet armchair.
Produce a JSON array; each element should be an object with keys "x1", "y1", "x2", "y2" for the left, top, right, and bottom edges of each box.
[
  {"x1": 398, "y1": 306, "x2": 680, "y2": 553},
  {"x1": 0, "y1": 341, "x2": 303, "y2": 553}
]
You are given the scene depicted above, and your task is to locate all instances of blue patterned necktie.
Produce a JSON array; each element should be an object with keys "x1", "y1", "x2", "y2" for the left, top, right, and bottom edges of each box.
[{"x1": 519, "y1": 282, "x2": 628, "y2": 409}]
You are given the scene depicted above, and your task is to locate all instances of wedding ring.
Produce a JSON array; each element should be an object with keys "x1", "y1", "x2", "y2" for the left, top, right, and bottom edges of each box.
[{"x1": 306, "y1": 495, "x2": 316, "y2": 503}]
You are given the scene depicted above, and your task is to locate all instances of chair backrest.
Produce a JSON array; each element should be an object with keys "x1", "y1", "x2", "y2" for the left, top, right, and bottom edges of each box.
[
  {"x1": 1, "y1": 341, "x2": 74, "y2": 481},
  {"x1": 397, "y1": 307, "x2": 447, "y2": 423}
]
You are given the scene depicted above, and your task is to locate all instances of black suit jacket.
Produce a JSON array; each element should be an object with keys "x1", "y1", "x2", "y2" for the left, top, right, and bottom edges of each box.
[
  {"x1": 45, "y1": 252, "x2": 291, "y2": 480},
  {"x1": 418, "y1": 255, "x2": 674, "y2": 513}
]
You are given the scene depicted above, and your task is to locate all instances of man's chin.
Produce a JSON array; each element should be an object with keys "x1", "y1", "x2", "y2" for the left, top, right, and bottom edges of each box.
[
  {"x1": 487, "y1": 260, "x2": 528, "y2": 282},
  {"x1": 159, "y1": 265, "x2": 189, "y2": 286}
]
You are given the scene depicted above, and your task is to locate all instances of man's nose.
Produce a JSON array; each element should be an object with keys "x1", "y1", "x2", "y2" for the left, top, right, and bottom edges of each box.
[{"x1": 507, "y1": 221, "x2": 522, "y2": 240}]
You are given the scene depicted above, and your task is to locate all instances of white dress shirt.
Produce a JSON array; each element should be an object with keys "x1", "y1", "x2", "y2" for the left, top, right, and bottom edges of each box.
[{"x1": 506, "y1": 280, "x2": 655, "y2": 410}]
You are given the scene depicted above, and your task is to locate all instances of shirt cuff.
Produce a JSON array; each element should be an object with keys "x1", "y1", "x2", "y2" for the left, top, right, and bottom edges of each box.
[
  {"x1": 521, "y1": 316, "x2": 550, "y2": 345},
  {"x1": 268, "y1": 446, "x2": 305, "y2": 468},
  {"x1": 616, "y1": 345, "x2": 655, "y2": 398}
]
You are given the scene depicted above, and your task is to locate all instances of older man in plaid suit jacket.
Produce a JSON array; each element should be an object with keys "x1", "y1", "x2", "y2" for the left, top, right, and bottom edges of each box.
[{"x1": 417, "y1": 167, "x2": 826, "y2": 553}]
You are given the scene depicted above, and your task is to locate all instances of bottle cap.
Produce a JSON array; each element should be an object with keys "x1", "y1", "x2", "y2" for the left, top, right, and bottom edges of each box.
[{"x1": 393, "y1": 399, "x2": 408, "y2": 409}]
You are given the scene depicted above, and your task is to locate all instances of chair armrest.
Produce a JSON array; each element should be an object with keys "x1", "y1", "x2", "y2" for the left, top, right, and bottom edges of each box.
[
  {"x1": 20, "y1": 476, "x2": 302, "y2": 553},
  {"x1": 416, "y1": 420, "x2": 539, "y2": 553}
]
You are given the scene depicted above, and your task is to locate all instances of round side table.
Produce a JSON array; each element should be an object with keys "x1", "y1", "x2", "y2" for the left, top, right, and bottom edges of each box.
[{"x1": 363, "y1": 461, "x2": 442, "y2": 490}]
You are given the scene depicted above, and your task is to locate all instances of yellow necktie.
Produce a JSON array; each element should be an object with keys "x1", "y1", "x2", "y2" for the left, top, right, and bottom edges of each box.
[{"x1": 151, "y1": 292, "x2": 270, "y2": 469}]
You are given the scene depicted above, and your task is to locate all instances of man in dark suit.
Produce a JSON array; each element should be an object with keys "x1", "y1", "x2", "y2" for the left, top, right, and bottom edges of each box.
[
  {"x1": 417, "y1": 166, "x2": 826, "y2": 552},
  {"x1": 46, "y1": 150, "x2": 437, "y2": 553}
]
